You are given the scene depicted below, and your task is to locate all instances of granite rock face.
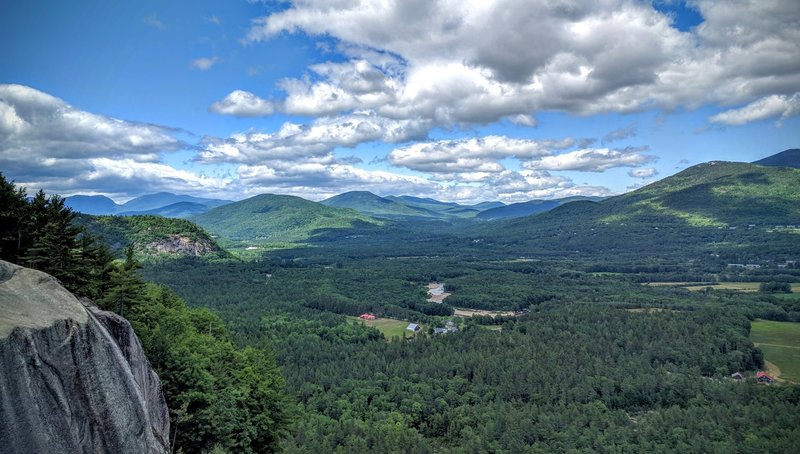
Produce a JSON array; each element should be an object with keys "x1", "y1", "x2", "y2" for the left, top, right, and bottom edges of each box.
[
  {"x1": 0, "y1": 260, "x2": 170, "y2": 453},
  {"x1": 145, "y1": 233, "x2": 217, "y2": 256}
]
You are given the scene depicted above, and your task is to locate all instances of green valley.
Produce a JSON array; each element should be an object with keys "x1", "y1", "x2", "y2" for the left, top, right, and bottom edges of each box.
[{"x1": 3, "y1": 152, "x2": 800, "y2": 453}]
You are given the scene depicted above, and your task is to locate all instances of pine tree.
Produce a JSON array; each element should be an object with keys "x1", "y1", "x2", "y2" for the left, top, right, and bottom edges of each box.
[
  {"x1": 71, "y1": 234, "x2": 115, "y2": 300},
  {"x1": 20, "y1": 195, "x2": 82, "y2": 287},
  {"x1": 99, "y1": 245, "x2": 146, "y2": 317},
  {"x1": 0, "y1": 173, "x2": 29, "y2": 262}
]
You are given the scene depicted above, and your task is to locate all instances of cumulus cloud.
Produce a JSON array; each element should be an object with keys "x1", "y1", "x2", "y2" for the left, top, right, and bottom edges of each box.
[
  {"x1": 209, "y1": 90, "x2": 274, "y2": 117},
  {"x1": 387, "y1": 136, "x2": 573, "y2": 174},
  {"x1": 523, "y1": 147, "x2": 657, "y2": 172},
  {"x1": 0, "y1": 84, "x2": 235, "y2": 199},
  {"x1": 198, "y1": 113, "x2": 430, "y2": 164},
  {"x1": 0, "y1": 84, "x2": 182, "y2": 162},
  {"x1": 709, "y1": 93, "x2": 800, "y2": 125},
  {"x1": 191, "y1": 56, "x2": 219, "y2": 71},
  {"x1": 238, "y1": 0, "x2": 800, "y2": 128}
]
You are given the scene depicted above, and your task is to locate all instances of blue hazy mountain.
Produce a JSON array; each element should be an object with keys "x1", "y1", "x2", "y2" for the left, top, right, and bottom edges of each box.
[
  {"x1": 64, "y1": 195, "x2": 119, "y2": 215},
  {"x1": 117, "y1": 202, "x2": 212, "y2": 219},
  {"x1": 476, "y1": 196, "x2": 605, "y2": 220},
  {"x1": 119, "y1": 192, "x2": 231, "y2": 213}
]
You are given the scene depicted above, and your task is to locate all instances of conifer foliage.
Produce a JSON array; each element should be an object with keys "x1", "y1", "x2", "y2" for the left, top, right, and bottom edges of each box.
[
  {"x1": 0, "y1": 173, "x2": 113, "y2": 299},
  {"x1": 0, "y1": 174, "x2": 290, "y2": 453}
]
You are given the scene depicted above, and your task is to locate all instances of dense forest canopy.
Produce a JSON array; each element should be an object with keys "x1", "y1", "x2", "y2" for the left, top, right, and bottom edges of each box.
[{"x1": 3, "y1": 163, "x2": 800, "y2": 453}]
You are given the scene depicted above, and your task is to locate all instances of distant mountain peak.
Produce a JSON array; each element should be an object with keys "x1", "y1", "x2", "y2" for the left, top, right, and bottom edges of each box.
[{"x1": 753, "y1": 149, "x2": 800, "y2": 168}]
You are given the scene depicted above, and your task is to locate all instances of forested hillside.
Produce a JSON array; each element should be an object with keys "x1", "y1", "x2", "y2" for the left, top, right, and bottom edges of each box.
[
  {"x1": 0, "y1": 174, "x2": 289, "y2": 453},
  {"x1": 469, "y1": 161, "x2": 800, "y2": 263},
  {"x1": 4, "y1": 153, "x2": 800, "y2": 453},
  {"x1": 76, "y1": 214, "x2": 228, "y2": 258},
  {"x1": 192, "y1": 193, "x2": 381, "y2": 246}
]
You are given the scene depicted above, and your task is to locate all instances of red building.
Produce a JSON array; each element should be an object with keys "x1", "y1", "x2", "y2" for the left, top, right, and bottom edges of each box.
[
  {"x1": 756, "y1": 371, "x2": 775, "y2": 383},
  {"x1": 358, "y1": 313, "x2": 376, "y2": 320}
]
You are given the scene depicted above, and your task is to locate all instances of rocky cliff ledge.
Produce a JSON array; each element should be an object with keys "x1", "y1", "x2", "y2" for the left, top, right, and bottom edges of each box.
[
  {"x1": 0, "y1": 260, "x2": 170, "y2": 453},
  {"x1": 145, "y1": 233, "x2": 218, "y2": 256}
]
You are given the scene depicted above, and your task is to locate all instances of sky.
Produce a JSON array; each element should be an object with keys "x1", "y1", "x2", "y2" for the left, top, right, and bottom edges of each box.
[{"x1": 0, "y1": 0, "x2": 798, "y2": 204}]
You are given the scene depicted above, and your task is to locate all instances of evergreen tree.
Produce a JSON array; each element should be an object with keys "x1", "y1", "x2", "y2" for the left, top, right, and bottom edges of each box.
[
  {"x1": 71, "y1": 234, "x2": 115, "y2": 300},
  {"x1": 21, "y1": 195, "x2": 81, "y2": 277},
  {"x1": 0, "y1": 173, "x2": 29, "y2": 261},
  {"x1": 99, "y1": 245, "x2": 145, "y2": 317}
]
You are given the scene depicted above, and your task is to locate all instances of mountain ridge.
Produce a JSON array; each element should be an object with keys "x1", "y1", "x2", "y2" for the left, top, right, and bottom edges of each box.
[{"x1": 192, "y1": 193, "x2": 382, "y2": 245}]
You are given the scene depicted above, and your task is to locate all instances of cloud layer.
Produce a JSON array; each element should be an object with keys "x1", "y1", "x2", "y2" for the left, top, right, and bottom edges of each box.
[
  {"x1": 237, "y1": 0, "x2": 800, "y2": 127},
  {"x1": 0, "y1": 84, "x2": 230, "y2": 198}
]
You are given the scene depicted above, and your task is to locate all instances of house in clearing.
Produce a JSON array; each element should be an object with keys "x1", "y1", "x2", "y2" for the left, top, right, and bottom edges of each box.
[
  {"x1": 406, "y1": 323, "x2": 421, "y2": 332},
  {"x1": 358, "y1": 313, "x2": 376, "y2": 320},
  {"x1": 756, "y1": 371, "x2": 775, "y2": 384}
]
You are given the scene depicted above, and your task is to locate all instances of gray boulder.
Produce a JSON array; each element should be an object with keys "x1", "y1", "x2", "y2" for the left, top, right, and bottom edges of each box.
[{"x1": 0, "y1": 260, "x2": 170, "y2": 453}]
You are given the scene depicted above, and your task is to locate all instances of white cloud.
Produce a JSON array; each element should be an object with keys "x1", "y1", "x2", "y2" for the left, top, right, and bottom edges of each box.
[
  {"x1": 198, "y1": 113, "x2": 430, "y2": 164},
  {"x1": 0, "y1": 84, "x2": 181, "y2": 161},
  {"x1": 709, "y1": 93, "x2": 800, "y2": 125},
  {"x1": 0, "y1": 84, "x2": 236, "y2": 200},
  {"x1": 509, "y1": 114, "x2": 537, "y2": 127},
  {"x1": 236, "y1": 162, "x2": 436, "y2": 199},
  {"x1": 240, "y1": 0, "x2": 800, "y2": 127},
  {"x1": 191, "y1": 56, "x2": 219, "y2": 71},
  {"x1": 524, "y1": 147, "x2": 657, "y2": 172},
  {"x1": 1, "y1": 84, "x2": 618, "y2": 204},
  {"x1": 628, "y1": 167, "x2": 658, "y2": 178},
  {"x1": 387, "y1": 136, "x2": 573, "y2": 173},
  {"x1": 209, "y1": 90, "x2": 274, "y2": 117}
]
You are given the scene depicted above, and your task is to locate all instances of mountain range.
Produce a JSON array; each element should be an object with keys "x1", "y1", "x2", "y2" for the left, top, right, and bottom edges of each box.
[
  {"x1": 65, "y1": 192, "x2": 231, "y2": 217},
  {"x1": 66, "y1": 149, "x2": 798, "y2": 258}
]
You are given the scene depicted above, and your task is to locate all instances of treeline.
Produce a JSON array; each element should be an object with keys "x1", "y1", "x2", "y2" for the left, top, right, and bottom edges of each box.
[
  {"x1": 142, "y1": 250, "x2": 800, "y2": 452},
  {"x1": 266, "y1": 305, "x2": 794, "y2": 452},
  {"x1": 0, "y1": 175, "x2": 289, "y2": 453},
  {"x1": 0, "y1": 174, "x2": 114, "y2": 300}
]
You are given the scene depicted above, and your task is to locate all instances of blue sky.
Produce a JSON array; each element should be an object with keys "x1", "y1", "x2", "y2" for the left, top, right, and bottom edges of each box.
[{"x1": 1, "y1": 0, "x2": 798, "y2": 203}]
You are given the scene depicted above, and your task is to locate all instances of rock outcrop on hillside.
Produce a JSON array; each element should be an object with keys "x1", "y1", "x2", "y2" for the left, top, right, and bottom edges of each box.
[
  {"x1": 145, "y1": 233, "x2": 218, "y2": 256},
  {"x1": 0, "y1": 260, "x2": 170, "y2": 453}
]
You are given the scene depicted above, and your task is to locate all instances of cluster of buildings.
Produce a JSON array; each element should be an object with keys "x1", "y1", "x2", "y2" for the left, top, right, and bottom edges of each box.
[
  {"x1": 433, "y1": 320, "x2": 459, "y2": 335},
  {"x1": 730, "y1": 371, "x2": 776, "y2": 384}
]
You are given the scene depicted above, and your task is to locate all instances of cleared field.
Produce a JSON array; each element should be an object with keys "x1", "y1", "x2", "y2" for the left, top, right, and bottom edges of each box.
[
  {"x1": 647, "y1": 282, "x2": 800, "y2": 293},
  {"x1": 626, "y1": 308, "x2": 676, "y2": 314},
  {"x1": 454, "y1": 308, "x2": 517, "y2": 318},
  {"x1": 685, "y1": 282, "x2": 761, "y2": 292},
  {"x1": 351, "y1": 317, "x2": 416, "y2": 340},
  {"x1": 644, "y1": 282, "x2": 699, "y2": 287},
  {"x1": 751, "y1": 319, "x2": 800, "y2": 383}
]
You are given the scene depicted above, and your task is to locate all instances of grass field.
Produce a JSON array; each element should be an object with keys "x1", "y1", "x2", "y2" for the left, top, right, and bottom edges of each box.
[
  {"x1": 647, "y1": 282, "x2": 800, "y2": 293},
  {"x1": 351, "y1": 317, "x2": 416, "y2": 340},
  {"x1": 751, "y1": 319, "x2": 800, "y2": 383},
  {"x1": 685, "y1": 282, "x2": 762, "y2": 292}
]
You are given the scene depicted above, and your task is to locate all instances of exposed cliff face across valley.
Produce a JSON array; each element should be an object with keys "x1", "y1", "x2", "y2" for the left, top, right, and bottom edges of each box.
[
  {"x1": 145, "y1": 233, "x2": 219, "y2": 256},
  {"x1": 75, "y1": 214, "x2": 227, "y2": 258},
  {"x1": 0, "y1": 260, "x2": 170, "y2": 453}
]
